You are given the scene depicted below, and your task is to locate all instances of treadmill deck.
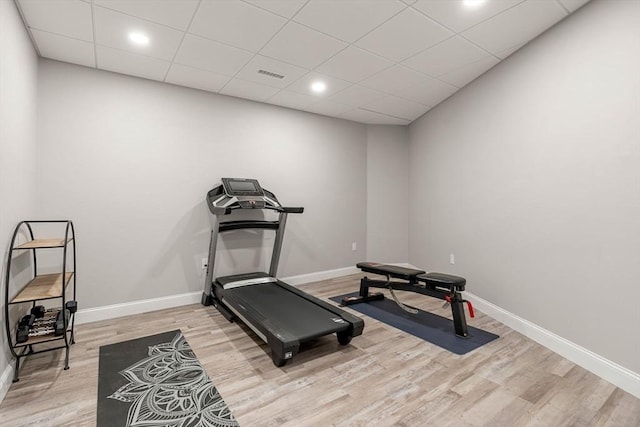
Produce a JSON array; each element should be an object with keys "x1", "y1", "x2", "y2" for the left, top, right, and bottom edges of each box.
[{"x1": 224, "y1": 280, "x2": 350, "y2": 342}]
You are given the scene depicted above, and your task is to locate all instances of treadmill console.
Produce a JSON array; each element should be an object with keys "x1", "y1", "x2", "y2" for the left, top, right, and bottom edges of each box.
[
  {"x1": 222, "y1": 178, "x2": 264, "y2": 197},
  {"x1": 208, "y1": 178, "x2": 281, "y2": 214}
]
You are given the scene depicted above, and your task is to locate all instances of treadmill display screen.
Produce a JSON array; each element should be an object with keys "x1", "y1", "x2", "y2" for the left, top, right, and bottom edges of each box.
[{"x1": 222, "y1": 178, "x2": 264, "y2": 196}]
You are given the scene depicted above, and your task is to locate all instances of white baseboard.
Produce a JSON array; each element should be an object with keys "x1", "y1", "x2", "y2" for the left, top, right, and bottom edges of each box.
[
  {"x1": 466, "y1": 291, "x2": 640, "y2": 399},
  {"x1": 281, "y1": 266, "x2": 360, "y2": 286},
  {"x1": 75, "y1": 266, "x2": 360, "y2": 325},
  {"x1": 8, "y1": 267, "x2": 635, "y2": 404},
  {"x1": 0, "y1": 359, "x2": 15, "y2": 404},
  {"x1": 75, "y1": 291, "x2": 202, "y2": 325}
]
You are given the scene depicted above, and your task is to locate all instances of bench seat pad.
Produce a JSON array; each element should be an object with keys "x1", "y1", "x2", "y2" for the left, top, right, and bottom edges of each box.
[
  {"x1": 356, "y1": 262, "x2": 425, "y2": 280},
  {"x1": 417, "y1": 272, "x2": 466, "y2": 290}
]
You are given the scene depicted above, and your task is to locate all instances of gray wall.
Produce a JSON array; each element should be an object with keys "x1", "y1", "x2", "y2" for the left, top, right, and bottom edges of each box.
[
  {"x1": 366, "y1": 125, "x2": 409, "y2": 263},
  {"x1": 0, "y1": 0, "x2": 39, "y2": 393},
  {"x1": 3, "y1": 0, "x2": 636, "y2": 395},
  {"x1": 408, "y1": 0, "x2": 640, "y2": 374},
  {"x1": 36, "y1": 60, "x2": 368, "y2": 309}
]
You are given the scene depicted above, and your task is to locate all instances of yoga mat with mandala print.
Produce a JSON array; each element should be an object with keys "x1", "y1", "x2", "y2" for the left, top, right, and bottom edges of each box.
[{"x1": 97, "y1": 330, "x2": 239, "y2": 427}]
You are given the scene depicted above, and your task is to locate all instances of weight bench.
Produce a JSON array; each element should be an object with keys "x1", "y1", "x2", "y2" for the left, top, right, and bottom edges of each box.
[{"x1": 342, "y1": 262, "x2": 474, "y2": 338}]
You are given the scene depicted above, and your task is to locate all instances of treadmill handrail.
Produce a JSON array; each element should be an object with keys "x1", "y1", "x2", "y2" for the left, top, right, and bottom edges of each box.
[
  {"x1": 212, "y1": 205, "x2": 304, "y2": 216},
  {"x1": 219, "y1": 220, "x2": 280, "y2": 232},
  {"x1": 282, "y1": 207, "x2": 304, "y2": 214}
]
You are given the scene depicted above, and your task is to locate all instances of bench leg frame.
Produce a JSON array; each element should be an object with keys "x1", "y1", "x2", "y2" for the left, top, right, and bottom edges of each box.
[{"x1": 341, "y1": 276, "x2": 469, "y2": 338}]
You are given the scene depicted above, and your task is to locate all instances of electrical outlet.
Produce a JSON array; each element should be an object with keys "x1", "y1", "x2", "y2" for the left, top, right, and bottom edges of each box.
[
  {"x1": 352, "y1": 242, "x2": 357, "y2": 251},
  {"x1": 449, "y1": 254, "x2": 455, "y2": 265},
  {"x1": 201, "y1": 258, "x2": 208, "y2": 270}
]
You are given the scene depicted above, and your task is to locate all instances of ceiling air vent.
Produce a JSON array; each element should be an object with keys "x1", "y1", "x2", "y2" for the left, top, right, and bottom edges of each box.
[{"x1": 258, "y1": 69, "x2": 285, "y2": 79}]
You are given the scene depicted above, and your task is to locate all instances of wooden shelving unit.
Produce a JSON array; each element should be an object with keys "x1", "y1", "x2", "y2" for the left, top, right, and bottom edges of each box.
[
  {"x1": 11, "y1": 273, "x2": 74, "y2": 303},
  {"x1": 3, "y1": 220, "x2": 77, "y2": 382},
  {"x1": 14, "y1": 238, "x2": 72, "y2": 249}
]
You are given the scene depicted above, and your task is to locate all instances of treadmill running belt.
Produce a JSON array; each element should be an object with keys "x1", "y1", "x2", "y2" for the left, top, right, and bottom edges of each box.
[{"x1": 227, "y1": 282, "x2": 349, "y2": 341}]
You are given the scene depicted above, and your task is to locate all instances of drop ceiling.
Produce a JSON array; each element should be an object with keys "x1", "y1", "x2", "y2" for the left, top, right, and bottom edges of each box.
[{"x1": 16, "y1": 0, "x2": 590, "y2": 125}]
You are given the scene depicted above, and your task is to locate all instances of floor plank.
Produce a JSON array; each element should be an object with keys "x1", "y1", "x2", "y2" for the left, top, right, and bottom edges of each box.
[{"x1": 1, "y1": 274, "x2": 638, "y2": 426}]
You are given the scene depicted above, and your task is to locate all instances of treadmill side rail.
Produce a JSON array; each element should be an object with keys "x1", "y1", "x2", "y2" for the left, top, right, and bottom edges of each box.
[
  {"x1": 276, "y1": 280, "x2": 365, "y2": 339},
  {"x1": 221, "y1": 288, "x2": 301, "y2": 366},
  {"x1": 222, "y1": 276, "x2": 277, "y2": 290}
]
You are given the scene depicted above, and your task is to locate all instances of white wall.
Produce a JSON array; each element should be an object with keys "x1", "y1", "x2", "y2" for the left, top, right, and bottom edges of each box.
[
  {"x1": 366, "y1": 125, "x2": 409, "y2": 263},
  {"x1": 0, "y1": 0, "x2": 39, "y2": 399},
  {"x1": 36, "y1": 60, "x2": 368, "y2": 310},
  {"x1": 409, "y1": 0, "x2": 640, "y2": 375}
]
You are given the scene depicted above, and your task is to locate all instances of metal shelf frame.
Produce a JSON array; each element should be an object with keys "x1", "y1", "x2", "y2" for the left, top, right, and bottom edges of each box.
[{"x1": 3, "y1": 220, "x2": 77, "y2": 382}]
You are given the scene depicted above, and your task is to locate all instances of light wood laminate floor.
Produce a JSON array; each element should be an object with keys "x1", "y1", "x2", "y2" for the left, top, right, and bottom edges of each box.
[{"x1": 1, "y1": 274, "x2": 638, "y2": 426}]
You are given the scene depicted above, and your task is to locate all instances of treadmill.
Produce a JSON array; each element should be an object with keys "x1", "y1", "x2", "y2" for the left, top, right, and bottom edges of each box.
[{"x1": 201, "y1": 178, "x2": 364, "y2": 366}]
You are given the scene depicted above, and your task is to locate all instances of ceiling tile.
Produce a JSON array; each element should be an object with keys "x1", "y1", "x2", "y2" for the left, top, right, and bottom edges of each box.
[
  {"x1": 403, "y1": 36, "x2": 491, "y2": 77},
  {"x1": 93, "y1": 6, "x2": 184, "y2": 61},
  {"x1": 557, "y1": 0, "x2": 591, "y2": 12},
  {"x1": 220, "y1": 78, "x2": 281, "y2": 102},
  {"x1": 18, "y1": 0, "x2": 93, "y2": 41},
  {"x1": 93, "y1": 0, "x2": 199, "y2": 30},
  {"x1": 494, "y1": 42, "x2": 526, "y2": 59},
  {"x1": 188, "y1": 0, "x2": 286, "y2": 52},
  {"x1": 355, "y1": 8, "x2": 453, "y2": 62},
  {"x1": 412, "y1": 0, "x2": 522, "y2": 33},
  {"x1": 462, "y1": 0, "x2": 568, "y2": 55},
  {"x1": 234, "y1": 55, "x2": 308, "y2": 89},
  {"x1": 341, "y1": 108, "x2": 411, "y2": 125},
  {"x1": 16, "y1": 0, "x2": 587, "y2": 125},
  {"x1": 363, "y1": 95, "x2": 427, "y2": 121},
  {"x1": 165, "y1": 64, "x2": 231, "y2": 93},
  {"x1": 266, "y1": 90, "x2": 318, "y2": 110},
  {"x1": 260, "y1": 22, "x2": 347, "y2": 69},
  {"x1": 31, "y1": 29, "x2": 95, "y2": 67},
  {"x1": 360, "y1": 64, "x2": 429, "y2": 94},
  {"x1": 174, "y1": 34, "x2": 253, "y2": 77},
  {"x1": 293, "y1": 0, "x2": 406, "y2": 43},
  {"x1": 96, "y1": 45, "x2": 170, "y2": 82},
  {"x1": 437, "y1": 55, "x2": 500, "y2": 87},
  {"x1": 286, "y1": 72, "x2": 351, "y2": 97},
  {"x1": 305, "y1": 100, "x2": 354, "y2": 117},
  {"x1": 315, "y1": 46, "x2": 393, "y2": 83},
  {"x1": 395, "y1": 77, "x2": 457, "y2": 106},
  {"x1": 245, "y1": 0, "x2": 307, "y2": 18},
  {"x1": 327, "y1": 84, "x2": 387, "y2": 107}
]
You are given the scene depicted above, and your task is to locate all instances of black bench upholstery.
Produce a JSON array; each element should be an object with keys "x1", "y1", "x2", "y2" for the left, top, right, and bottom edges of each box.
[
  {"x1": 418, "y1": 272, "x2": 466, "y2": 292},
  {"x1": 355, "y1": 262, "x2": 466, "y2": 292},
  {"x1": 345, "y1": 262, "x2": 473, "y2": 338},
  {"x1": 356, "y1": 262, "x2": 425, "y2": 280}
]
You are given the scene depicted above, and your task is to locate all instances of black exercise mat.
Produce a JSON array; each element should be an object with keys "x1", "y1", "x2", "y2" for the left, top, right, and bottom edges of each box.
[
  {"x1": 97, "y1": 330, "x2": 239, "y2": 427},
  {"x1": 331, "y1": 293, "x2": 499, "y2": 355}
]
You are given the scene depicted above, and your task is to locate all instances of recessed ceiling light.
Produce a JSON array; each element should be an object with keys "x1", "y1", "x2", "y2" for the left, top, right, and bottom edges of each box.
[
  {"x1": 463, "y1": 0, "x2": 486, "y2": 8},
  {"x1": 311, "y1": 81, "x2": 326, "y2": 93},
  {"x1": 128, "y1": 32, "x2": 149, "y2": 46}
]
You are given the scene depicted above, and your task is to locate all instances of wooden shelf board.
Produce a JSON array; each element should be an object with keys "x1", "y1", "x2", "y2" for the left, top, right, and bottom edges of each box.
[
  {"x1": 10, "y1": 272, "x2": 74, "y2": 303},
  {"x1": 14, "y1": 238, "x2": 73, "y2": 249},
  {"x1": 13, "y1": 333, "x2": 67, "y2": 347}
]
